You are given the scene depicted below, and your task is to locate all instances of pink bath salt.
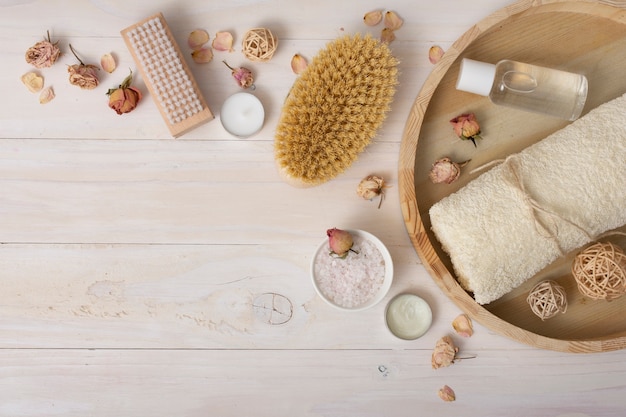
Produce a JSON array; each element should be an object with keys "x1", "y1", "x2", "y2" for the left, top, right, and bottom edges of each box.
[{"x1": 314, "y1": 234, "x2": 386, "y2": 308}]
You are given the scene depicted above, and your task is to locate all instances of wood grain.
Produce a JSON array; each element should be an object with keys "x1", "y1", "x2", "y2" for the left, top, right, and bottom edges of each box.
[
  {"x1": 399, "y1": 0, "x2": 626, "y2": 353},
  {"x1": 4, "y1": 0, "x2": 626, "y2": 415}
]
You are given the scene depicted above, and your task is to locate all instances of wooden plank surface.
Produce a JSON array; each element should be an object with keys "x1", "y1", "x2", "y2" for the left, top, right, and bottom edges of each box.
[{"x1": 2, "y1": 0, "x2": 626, "y2": 415}]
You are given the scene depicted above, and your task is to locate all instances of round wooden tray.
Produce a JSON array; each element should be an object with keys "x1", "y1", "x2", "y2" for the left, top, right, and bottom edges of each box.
[{"x1": 399, "y1": 0, "x2": 626, "y2": 353}]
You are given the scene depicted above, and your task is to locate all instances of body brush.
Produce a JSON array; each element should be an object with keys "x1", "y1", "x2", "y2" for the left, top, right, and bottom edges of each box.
[{"x1": 274, "y1": 34, "x2": 399, "y2": 187}]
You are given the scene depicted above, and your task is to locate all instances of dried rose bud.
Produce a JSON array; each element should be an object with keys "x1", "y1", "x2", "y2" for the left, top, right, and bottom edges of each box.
[
  {"x1": 188, "y1": 29, "x2": 209, "y2": 50},
  {"x1": 429, "y1": 45, "x2": 445, "y2": 64},
  {"x1": 452, "y1": 313, "x2": 474, "y2": 337},
  {"x1": 106, "y1": 71, "x2": 142, "y2": 115},
  {"x1": 363, "y1": 10, "x2": 383, "y2": 26},
  {"x1": 192, "y1": 47, "x2": 214, "y2": 64},
  {"x1": 357, "y1": 175, "x2": 386, "y2": 208},
  {"x1": 450, "y1": 112, "x2": 482, "y2": 146},
  {"x1": 429, "y1": 157, "x2": 469, "y2": 185},
  {"x1": 21, "y1": 72, "x2": 44, "y2": 93},
  {"x1": 39, "y1": 86, "x2": 55, "y2": 104},
  {"x1": 67, "y1": 44, "x2": 99, "y2": 90},
  {"x1": 68, "y1": 64, "x2": 99, "y2": 89},
  {"x1": 100, "y1": 53, "x2": 116, "y2": 73},
  {"x1": 438, "y1": 385, "x2": 456, "y2": 402},
  {"x1": 291, "y1": 54, "x2": 308, "y2": 75},
  {"x1": 213, "y1": 31, "x2": 234, "y2": 52},
  {"x1": 25, "y1": 31, "x2": 61, "y2": 69},
  {"x1": 327, "y1": 228, "x2": 354, "y2": 258},
  {"x1": 383, "y1": 11, "x2": 404, "y2": 30},
  {"x1": 381, "y1": 28, "x2": 396, "y2": 44},
  {"x1": 223, "y1": 60, "x2": 254, "y2": 89},
  {"x1": 431, "y1": 336, "x2": 458, "y2": 369}
]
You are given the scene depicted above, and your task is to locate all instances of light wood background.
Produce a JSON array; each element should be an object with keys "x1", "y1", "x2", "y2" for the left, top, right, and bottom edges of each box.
[{"x1": 1, "y1": 0, "x2": 625, "y2": 416}]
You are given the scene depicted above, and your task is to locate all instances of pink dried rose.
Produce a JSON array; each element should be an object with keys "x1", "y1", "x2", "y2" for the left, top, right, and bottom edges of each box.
[
  {"x1": 106, "y1": 71, "x2": 142, "y2": 115},
  {"x1": 67, "y1": 44, "x2": 99, "y2": 90},
  {"x1": 452, "y1": 313, "x2": 474, "y2": 337},
  {"x1": 450, "y1": 112, "x2": 482, "y2": 146},
  {"x1": 25, "y1": 31, "x2": 61, "y2": 68},
  {"x1": 222, "y1": 60, "x2": 254, "y2": 89},
  {"x1": 429, "y1": 157, "x2": 469, "y2": 185},
  {"x1": 438, "y1": 385, "x2": 456, "y2": 402},
  {"x1": 327, "y1": 228, "x2": 355, "y2": 259},
  {"x1": 431, "y1": 336, "x2": 458, "y2": 369}
]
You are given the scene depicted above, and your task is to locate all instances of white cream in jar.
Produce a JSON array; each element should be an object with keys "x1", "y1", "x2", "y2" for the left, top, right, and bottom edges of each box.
[{"x1": 385, "y1": 293, "x2": 432, "y2": 340}]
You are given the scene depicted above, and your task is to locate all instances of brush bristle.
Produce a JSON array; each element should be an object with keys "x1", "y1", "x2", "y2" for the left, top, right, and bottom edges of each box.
[{"x1": 274, "y1": 34, "x2": 399, "y2": 186}]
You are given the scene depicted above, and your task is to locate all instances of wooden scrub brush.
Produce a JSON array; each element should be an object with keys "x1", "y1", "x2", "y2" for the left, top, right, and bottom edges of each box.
[{"x1": 274, "y1": 34, "x2": 399, "y2": 187}]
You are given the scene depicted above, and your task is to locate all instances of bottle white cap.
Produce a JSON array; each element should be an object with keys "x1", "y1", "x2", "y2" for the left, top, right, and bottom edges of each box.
[{"x1": 456, "y1": 58, "x2": 496, "y2": 97}]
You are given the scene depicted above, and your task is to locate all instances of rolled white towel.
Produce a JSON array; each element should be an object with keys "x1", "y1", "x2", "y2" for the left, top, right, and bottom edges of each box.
[{"x1": 429, "y1": 93, "x2": 626, "y2": 305}]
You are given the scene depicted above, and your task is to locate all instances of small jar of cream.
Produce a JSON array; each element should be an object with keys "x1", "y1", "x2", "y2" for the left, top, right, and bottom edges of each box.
[{"x1": 385, "y1": 293, "x2": 432, "y2": 340}]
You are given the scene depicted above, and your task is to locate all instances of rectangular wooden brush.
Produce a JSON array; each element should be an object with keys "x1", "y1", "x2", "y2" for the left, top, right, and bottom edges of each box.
[{"x1": 121, "y1": 13, "x2": 213, "y2": 137}]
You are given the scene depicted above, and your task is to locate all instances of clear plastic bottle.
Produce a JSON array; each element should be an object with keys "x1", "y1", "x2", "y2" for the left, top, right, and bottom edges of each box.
[{"x1": 456, "y1": 58, "x2": 588, "y2": 121}]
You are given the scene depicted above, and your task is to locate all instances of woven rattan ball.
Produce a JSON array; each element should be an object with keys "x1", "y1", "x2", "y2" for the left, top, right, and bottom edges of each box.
[
  {"x1": 242, "y1": 28, "x2": 277, "y2": 62},
  {"x1": 526, "y1": 280, "x2": 568, "y2": 320},
  {"x1": 572, "y1": 242, "x2": 626, "y2": 301}
]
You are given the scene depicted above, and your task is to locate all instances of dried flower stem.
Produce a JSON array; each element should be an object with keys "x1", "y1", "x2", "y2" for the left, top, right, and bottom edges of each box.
[{"x1": 68, "y1": 44, "x2": 85, "y2": 65}]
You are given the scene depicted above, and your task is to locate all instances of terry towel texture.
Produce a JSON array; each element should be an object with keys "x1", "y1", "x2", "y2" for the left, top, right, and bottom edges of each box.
[{"x1": 429, "y1": 93, "x2": 626, "y2": 305}]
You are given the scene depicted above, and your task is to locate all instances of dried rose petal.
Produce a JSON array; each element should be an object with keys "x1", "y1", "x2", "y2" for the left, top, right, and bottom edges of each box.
[
  {"x1": 452, "y1": 313, "x2": 474, "y2": 337},
  {"x1": 431, "y1": 336, "x2": 458, "y2": 369},
  {"x1": 191, "y1": 47, "x2": 214, "y2": 64},
  {"x1": 429, "y1": 45, "x2": 444, "y2": 64},
  {"x1": 381, "y1": 28, "x2": 396, "y2": 44},
  {"x1": 384, "y1": 11, "x2": 403, "y2": 30},
  {"x1": 291, "y1": 54, "x2": 308, "y2": 74},
  {"x1": 39, "y1": 86, "x2": 55, "y2": 104},
  {"x1": 363, "y1": 10, "x2": 383, "y2": 26},
  {"x1": 101, "y1": 53, "x2": 116, "y2": 73},
  {"x1": 21, "y1": 72, "x2": 44, "y2": 93},
  {"x1": 212, "y1": 31, "x2": 234, "y2": 52},
  {"x1": 438, "y1": 385, "x2": 456, "y2": 402},
  {"x1": 188, "y1": 29, "x2": 209, "y2": 50}
]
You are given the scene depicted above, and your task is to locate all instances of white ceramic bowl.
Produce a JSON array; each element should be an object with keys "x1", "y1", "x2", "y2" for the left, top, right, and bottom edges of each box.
[{"x1": 310, "y1": 229, "x2": 394, "y2": 312}]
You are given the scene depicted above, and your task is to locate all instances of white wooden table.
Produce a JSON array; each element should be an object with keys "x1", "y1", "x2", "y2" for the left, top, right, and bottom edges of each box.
[{"x1": 1, "y1": 0, "x2": 625, "y2": 415}]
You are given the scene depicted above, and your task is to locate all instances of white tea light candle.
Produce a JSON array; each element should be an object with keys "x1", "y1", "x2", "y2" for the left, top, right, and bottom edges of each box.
[
  {"x1": 385, "y1": 293, "x2": 432, "y2": 340},
  {"x1": 220, "y1": 92, "x2": 265, "y2": 137}
]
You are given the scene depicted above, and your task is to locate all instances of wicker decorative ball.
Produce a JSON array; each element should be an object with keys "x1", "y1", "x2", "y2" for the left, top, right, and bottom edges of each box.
[
  {"x1": 242, "y1": 28, "x2": 277, "y2": 62},
  {"x1": 572, "y1": 242, "x2": 626, "y2": 301},
  {"x1": 526, "y1": 280, "x2": 568, "y2": 320}
]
